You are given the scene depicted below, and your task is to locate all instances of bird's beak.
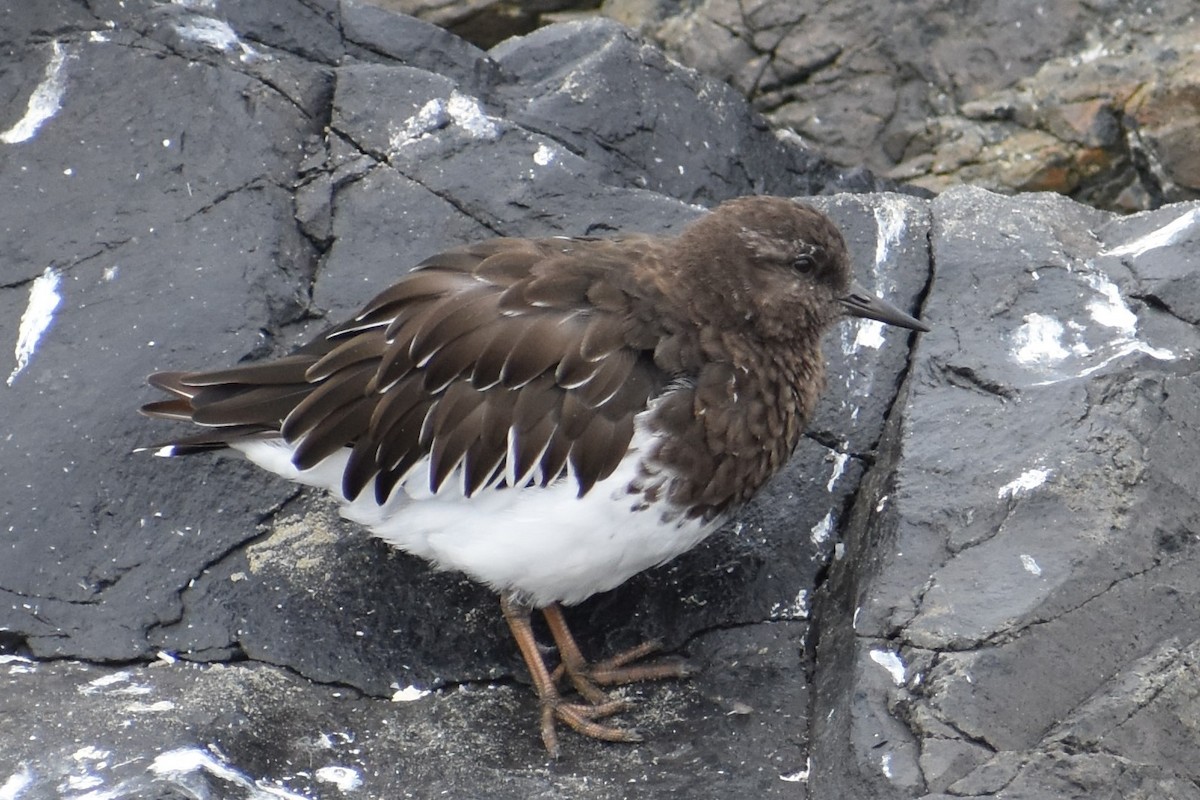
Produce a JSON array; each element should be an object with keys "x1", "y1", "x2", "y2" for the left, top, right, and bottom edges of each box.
[{"x1": 840, "y1": 281, "x2": 929, "y2": 331}]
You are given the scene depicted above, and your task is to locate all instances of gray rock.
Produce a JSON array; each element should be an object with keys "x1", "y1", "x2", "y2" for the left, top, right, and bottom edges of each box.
[
  {"x1": 373, "y1": 0, "x2": 1200, "y2": 212},
  {"x1": 5, "y1": 1, "x2": 1199, "y2": 798},
  {"x1": 811, "y1": 187, "x2": 1200, "y2": 799},
  {"x1": 1, "y1": 1, "x2": 917, "y2": 797},
  {"x1": 888, "y1": 22, "x2": 1200, "y2": 212},
  {"x1": 600, "y1": 0, "x2": 1200, "y2": 212},
  {"x1": 373, "y1": 0, "x2": 593, "y2": 50}
]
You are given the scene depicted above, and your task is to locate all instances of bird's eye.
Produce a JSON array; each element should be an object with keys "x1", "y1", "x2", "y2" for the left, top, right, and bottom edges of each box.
[{"x1": 792, "y1": 254, "x2": 815, "y2": 272}]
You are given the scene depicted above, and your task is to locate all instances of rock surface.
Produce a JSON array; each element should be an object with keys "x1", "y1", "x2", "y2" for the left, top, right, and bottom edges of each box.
[
  {"x1": 812, "y1": 187, "x2": 1200, "y2": 799},
  {"x1": 387, "y1": 0, "x2": 1200, "y2": 212},
  {"x1": 887, "y1": 21, "x2": 1200, "y2": 212},
  {"x1": 371, "y1": 0, "x2": 598, "y2": 48},
  {"x1": 3, "y1": 2, "x2": 1200, "y2": 799},
  {"x1": 1, "y1": 2, "x2": 910, "y2": 798},
  {"x1": 616, "y1": 0, "x2": 1200, "y2": 212}
]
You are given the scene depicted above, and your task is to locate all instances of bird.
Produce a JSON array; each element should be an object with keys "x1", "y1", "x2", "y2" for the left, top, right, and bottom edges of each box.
[{"x1": 138, "y1": 195, "x2": 928, "y2": 755}]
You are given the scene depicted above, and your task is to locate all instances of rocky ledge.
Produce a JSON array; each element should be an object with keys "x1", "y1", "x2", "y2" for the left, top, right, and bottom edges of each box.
[{"x1": 2, "y1": 2, "x2": 1198, "y2": 799}]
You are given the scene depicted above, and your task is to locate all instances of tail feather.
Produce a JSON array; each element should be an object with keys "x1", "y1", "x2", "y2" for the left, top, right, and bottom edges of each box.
[
  {"x1": 133, "y1": 426, "x2": 280, "y2": 456},
  {"x1": 174, "y1": 354, "x2": 322, "y2": 387},
  {"x1": 139, "y1": 353, "x2": 324, "y2": 455},
  {"x1": 189, "y1": 383, "x2": 314, "y2": 428},
  {"x1": 139, "y1": 398, "x2": 198, "y2": 421},
  {"x1": 146, "y1": 371, "x2": 198, "y2": 399}
]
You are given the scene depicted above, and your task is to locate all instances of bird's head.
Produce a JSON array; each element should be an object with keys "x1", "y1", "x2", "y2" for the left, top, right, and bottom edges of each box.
[{"x1": 674, "y1": 196, "x2": 928, "y2": 341}]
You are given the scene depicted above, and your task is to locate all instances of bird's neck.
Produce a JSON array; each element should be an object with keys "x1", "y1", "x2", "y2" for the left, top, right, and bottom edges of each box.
[{"x1": 634, "y1": 338, "x2": 826, "y2": 523}]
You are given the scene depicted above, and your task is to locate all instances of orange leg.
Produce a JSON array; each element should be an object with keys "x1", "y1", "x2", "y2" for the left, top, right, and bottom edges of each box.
[
  {"x1": 540, "y1": 602, "x2": 695, "y2": 703},
  {"x1": 500, "y1": 594, "x2": 641, "y2": 756}
]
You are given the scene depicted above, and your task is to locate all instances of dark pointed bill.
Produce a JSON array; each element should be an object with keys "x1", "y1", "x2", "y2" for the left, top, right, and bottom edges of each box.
[{"x1": 840, "y1": 281, "x2": 929, "y2": 331}]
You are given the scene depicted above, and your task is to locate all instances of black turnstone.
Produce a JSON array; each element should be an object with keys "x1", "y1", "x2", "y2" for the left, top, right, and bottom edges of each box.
[{"x1": 139, "y1": 195, "x2": 928, "y2": 755}]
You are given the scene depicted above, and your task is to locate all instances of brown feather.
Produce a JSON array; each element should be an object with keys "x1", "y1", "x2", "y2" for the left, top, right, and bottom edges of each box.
[
  {"x1": 463, "y1": 446, "x2": 504, "y2": 495},
  {"x1": 306, "y1": 330, "x2": 386, "y2": 382},
  {"x1": 292, "y1": 396, "x2": 374, "y2": 470},
  {"x1": 500, "y1": 315, "x2": 580, "y2": 387},
  {"x1": 367, "y1": 378, "x2": 427, "y2": 443},
  {"x1": 467, "y1": 392, "x2": 515, "y2": 491},
  {"x1": 509, "y1": 414, "x2": 552, "y2": 487},
  {"x1": 584, "y1": 278, "x2": 630, "y2": 311},
  {"x1": 369, "y1": 300, "x2": 446, "y2": 383},
  {"x1": 409, "y1": 290, "x2": 498, "y2": 363},
  {"x1": 376, "y1": 399, "x2": 434, "y2": 474},
  {"x1": 421, "y1": 382, "x2": 483, "y2": 448},
  {"x1": 190, "y1": 384, "x2": 312, "y2": 428},
  {"x1": 375, "y1": 445, "x2": 424, "y2": 503},
  {"x1": 554, "y1": 343, "x2": 597, "y2": 389},
  {"x1": 428, "y1": 403, "x2": 484, "y2": 493},
  {"x1": 146, "y1": 371, "x2": 196, "y2": 398},
  {"x1": 579, "y1": 315, "x2": 627, "y2": 360},
  {"x1": 575, "y1": 349, "x2": 635, "y2": 409},
  {"x1": 569, "y1": 415, "x2": 628, "y2": 496},
  {"x1": 468, "y1": 321, "x2": 517, "y2": 389},
  {"x1": 473, "y1": 245, "x2": 544, "y2": 283},
  {"x1": 149, "y1": 426, "x2": 276, "y2": 453},
  {"x1": 140, "y1": 398, "x2": 200, "y2": 421},
  {"x1": 412, "y1": 245, "x2": 493, "y2": 273},
  {"x1": 370, "y1": 336, "x2": 418, "y2": 394},
  {"x1": 538, "y1": 428, "x2": 572, "y2": 488},
  {"x1": 523, "y1": 263, "x2": 593, "y2": 307},
  {"x1": 559, "y1": 391, "x2": 592, "y2": 440},
  {"x1": 354, "y1": 269, "x2": 466, "y2": 326},
  {"x1": 421, "y1": 327, "x2": 498, "y2": 394},
  {"x1": 281, "y1": 363, "x2": 374, "y2": 442},
  {"x1": 343, "y1": 435, "x2": 381, "y2": 501},
  {"x1": 511, "y1": 376, "x2": 560, "y2": 433},
  {"x1": 605, "y1": 367, "x2": 661, "y2": 421},
  {"x1": 178, "y1": 355, "x2": 318, "y2": 387}
]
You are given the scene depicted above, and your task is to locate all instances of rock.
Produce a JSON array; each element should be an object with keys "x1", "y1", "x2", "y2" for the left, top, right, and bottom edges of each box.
[
  {"x1": 1, "y1": 1, "x2": 917, "y2": 797},
  {"x1": 1126, "y1": 68, "x2": 1200, "y2": 205},
  {"x1": 810, "y1": 187, "x2": 1200, "y2": 799},
  {"x1": 367, "y1": 0, "x2": 1200, "y2": 212},
  {"x1": 594, "y1": 0, "x2": 1200, "y2": 212},
  {"x1": 377, "y1": 0, "x2": 601, "y2": 49},
  {"x1": 5, "y1": 1, "x2": 1200, "y2": 798},
  {"x1": 890, "y1": 23, "x2": 1200, "y2": 212}
]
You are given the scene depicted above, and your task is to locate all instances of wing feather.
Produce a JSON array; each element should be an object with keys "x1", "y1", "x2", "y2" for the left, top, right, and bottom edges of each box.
[
  {"x1": 175, "y1": 355, "x2": 318, "y2": 387},
  {"x1": 281, "y1": 362, "x2": 376, "y2": 442},
  {"x1": 141, "y1": 235, "x2": 672, "y2": 502},
  {"x1": 306, "y1": 330, "x2": 387, "y2": 382}
]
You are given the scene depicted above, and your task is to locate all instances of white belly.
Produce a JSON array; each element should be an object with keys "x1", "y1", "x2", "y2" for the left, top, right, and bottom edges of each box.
[{"x1": 234, "y1": 426, "x2": 718, "y2": 607}]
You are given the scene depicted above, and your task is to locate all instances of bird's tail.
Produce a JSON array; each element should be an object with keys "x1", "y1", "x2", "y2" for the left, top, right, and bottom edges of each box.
[{"x1": 136, "y1": 355, "x2": 322, "y2": 455}]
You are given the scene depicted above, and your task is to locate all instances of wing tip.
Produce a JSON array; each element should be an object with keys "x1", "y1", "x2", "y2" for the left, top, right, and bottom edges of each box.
[{"x1": 131, "y1": 444, "x2": 179, "y2": 457}]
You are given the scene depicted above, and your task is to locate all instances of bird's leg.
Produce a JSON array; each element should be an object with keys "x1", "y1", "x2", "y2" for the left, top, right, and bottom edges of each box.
[
  {"x1": 541, "y1": 603, "x2": 695, "y2": 701},
  {"x1": 499, "y1": 593, "x2": 640, "y2": 756}
]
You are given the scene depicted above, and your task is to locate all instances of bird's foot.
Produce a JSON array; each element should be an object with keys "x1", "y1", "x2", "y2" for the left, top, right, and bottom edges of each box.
[
  {"x1": 541, "y1": 603, "x2": 695, "y2": 708},
  {"x1": 501, "y1": 594, "x2": 695, "y2": 756},
  {"x1": 538, "y1": 694, "x2": 641, "y2": 756},
  {"x1": 550, "y1": 638, "x2": 696, "y2": 705}
]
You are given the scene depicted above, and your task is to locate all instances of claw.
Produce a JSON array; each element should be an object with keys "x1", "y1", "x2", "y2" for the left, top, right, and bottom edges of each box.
[{"x1": 500, "y1": 594, "x2": 695, "y2": 755}]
